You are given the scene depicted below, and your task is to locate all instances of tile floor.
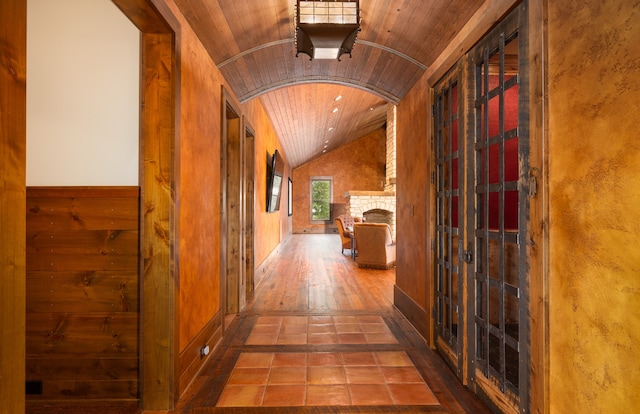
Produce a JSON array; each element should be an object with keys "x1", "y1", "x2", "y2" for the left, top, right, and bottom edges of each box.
[
  {"x1": 245, "y1": 315, "x2": 399, "y2": 345},
  {"x1": 216, "y1": 350, "x2": 439, "y2": 407},
  {"x1": 216, "y1": 314, "x2": 440, "y2": 407}
]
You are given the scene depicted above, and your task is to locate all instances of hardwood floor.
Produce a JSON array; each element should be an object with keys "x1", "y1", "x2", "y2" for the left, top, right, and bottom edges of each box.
[
  {"x1": 26, "y1": 234, "x2": 491, "y2": 413},
  {"x1": 174, "y1": 234, "x2": 490, "y2": 413}
]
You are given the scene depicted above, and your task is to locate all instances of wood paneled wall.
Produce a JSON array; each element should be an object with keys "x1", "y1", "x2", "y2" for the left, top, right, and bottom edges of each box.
[{"x1": 26, "y1": 187, "x2": 140, "y2": 402}]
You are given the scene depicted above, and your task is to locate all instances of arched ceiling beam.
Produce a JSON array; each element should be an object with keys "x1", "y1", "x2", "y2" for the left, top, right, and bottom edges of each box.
[{"x1": 239, "y1": 76, "x2": 400, "y2": 104}]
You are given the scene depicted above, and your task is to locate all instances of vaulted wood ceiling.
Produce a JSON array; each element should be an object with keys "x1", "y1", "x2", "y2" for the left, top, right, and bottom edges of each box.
[{"x1": 173, "y1": 0, "x2": 485, "y2": 167}]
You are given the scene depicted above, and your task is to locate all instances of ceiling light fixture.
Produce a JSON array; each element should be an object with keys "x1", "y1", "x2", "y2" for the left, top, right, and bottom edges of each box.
[
  {"x1": 332, "y1": 107, "x2": 339, "y2": 113},
  {"x1": 295, "y1": 0, "x2": 360, "y2": 60},
  {"x1": 335, "y1": 95, "x2": 343, "y2": 101}
]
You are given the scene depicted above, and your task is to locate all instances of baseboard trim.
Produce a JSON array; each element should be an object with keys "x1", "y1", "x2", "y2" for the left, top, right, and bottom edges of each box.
[
  {"x1": 178, "y1": 310, "x2": 223, "y2": 397},
  {"x1": 394, "y1": 285, "x2": 431, "y2": 346}
]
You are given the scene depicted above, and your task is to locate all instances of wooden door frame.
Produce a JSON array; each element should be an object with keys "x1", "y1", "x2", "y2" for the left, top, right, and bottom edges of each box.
[
  {"x1": 112, "y1": 0, "x2": 181, "y2": 409},
  {"x1": 0, "y1": 1, "x2": 27, "y2": 412},
  {"x1": 242, "y1": 119, "x2": 256, "y2": 304},
  {"x1": 221, "y1": 87, "x2": 243, "y2": 319}
]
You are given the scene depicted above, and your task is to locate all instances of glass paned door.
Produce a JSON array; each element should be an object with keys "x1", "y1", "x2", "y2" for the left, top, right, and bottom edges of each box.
[{"x1": 434, "y1": 65, "x2": 464, "y2": 378}]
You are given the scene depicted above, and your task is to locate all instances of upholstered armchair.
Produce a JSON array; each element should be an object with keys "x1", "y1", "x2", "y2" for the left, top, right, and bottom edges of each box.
[
  {"x1": 353, "y1": 223, "x2": 396, "y2": 269},
  {"x1": 335, "y1": 214, "x2": 360, "y2": 254}
]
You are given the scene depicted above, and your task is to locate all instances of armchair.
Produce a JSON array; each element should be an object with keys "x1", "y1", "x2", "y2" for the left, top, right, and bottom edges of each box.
[
  {"x1": 353, "y1": 223, "x2": 396, "y2": 269},
  {"x1": 335, "y1": 214, "x2": 360, "y2": 255}
]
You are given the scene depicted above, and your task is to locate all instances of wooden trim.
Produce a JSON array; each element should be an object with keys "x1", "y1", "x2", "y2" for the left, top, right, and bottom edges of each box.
[
  {"x1": 526, "y1": 1, "x2": 548, "y2": 413},
  {"x1": 475, "y1": 368, "x2": 519, "y2": 414},
  {"x1": 178, "y1": 311, "x2": 223, "y2": 396},
  {"x1": 424, "y1": 0, "x2": 519, "y2": 87},
  {"x1": 27, "y1": 186, "x2": 139, "y2": 197},
  {"x1": 0, "y1": 1, "x2": 26, "y2": 412},
  {"x1": 393, "y1": 285, "x2": 430, "y2": 343}
]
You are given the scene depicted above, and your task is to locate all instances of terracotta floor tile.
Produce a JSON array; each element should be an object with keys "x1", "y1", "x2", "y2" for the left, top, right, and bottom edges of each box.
[
  {"x1": 309, "y1": 315, "x2": 333, "y2": 324},
  {"x1": 387, "y1": 383, "x2": 439, "y2": 405},
  {"x1": 308, "y1": 352, "x2": 342, "y2": 366},
  {"x1": 276, "y1": 333, "x2": 307, "y2": 345},
  {"x1": 250, "y1": 324, "x2": 280, "y2": 334},
  {"x1": 360, "y1": 322, "x2": 391, "y2": 333},
  {"x1": 357, "y1": 315, "x2": 385, "y2": 323},
  {"x1": 245, "y1": 332, "x2": 278, "y2": 345},
  {"x1": 306, "y1": 385, "x2": 351, "y2": 406},
  {"x1": 308, "y1": 323, "x2": 335, "y2": 334},
  {"x1": 338, "y1": 333, "x2": 367, "y2": 344},
  {"x1": 268, "y1": 367, "x2": 307, "y2": 385},
  {"x1": 308, "y1": 366, "x2": 346, "y2": 385},
  {"x1": 348, "y1": 384, "x2": 394, "y2": 405},
  {"x1": 272, "y1": 352, "x2": 308, "y2": 367},
  {"x1": 308, "y1": 333, "x2": 339, "y2": 344},
  {"x1": 333, "y1": 316, "x2": 360, "y2": 324},
  {"x1": 365, "y1": 333, "x2": 398, "y2": 344},
  {"x1": 227, "y1": 368, "x2": 270, "y2": 385},
  {"x1": 335, "y1": 323, "x2": 362, "y2": 333},
  {"x1": 255, "y1": 316, "x2": 282, "y2": 325},
  {"x1": 282, "y1": 316, "x2": 308, "y2": 325},
  {"x1": 280, "y1": 323, "x2": 307, "y2": 334},
  {"x1": 262, "y1": 384, "x2": 306, "y2": 406},
  {"x1": 380, "y1": 366, "x2": 425, "y2": 383},
  {"x1": 235, "y1": 352, "x2": 273, "y2": 368},
  {"x1": 341, "y1": 352, "x2": 377, "y2": 366},
  {"x1": 375, "y1": 351, "x2": 413, "y2": 367},
  {"x1": 216, "y1": 385, "x2": 265, "y2": 407},
  {"x1": 344, "y1": 366, "x2": 386, "y2": 384}
]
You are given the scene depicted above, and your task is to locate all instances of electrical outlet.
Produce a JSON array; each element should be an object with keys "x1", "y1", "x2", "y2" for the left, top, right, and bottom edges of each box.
[{"x1": 200, "y1": 345, "x2": 210, "y2": 358}]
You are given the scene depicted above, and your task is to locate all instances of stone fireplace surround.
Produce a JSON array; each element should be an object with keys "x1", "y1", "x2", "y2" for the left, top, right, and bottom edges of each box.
[{"x1": 345, "y1": 190, "x2": 396, "y2": 239}]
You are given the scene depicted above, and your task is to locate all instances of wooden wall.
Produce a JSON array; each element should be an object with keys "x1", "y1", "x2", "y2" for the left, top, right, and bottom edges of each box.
[
  {"x1": 394, "y1": 74, "x2": 432, "y2": 340},
  {"x1": 547, "y1": 0, "x2": 640, "y2": 411},
  {"x1": 292, "y1": 128, "x2": 387, "y2": 234},
  {"x1": 26, "y1": 187, "x2": 140, "y2": 402}
]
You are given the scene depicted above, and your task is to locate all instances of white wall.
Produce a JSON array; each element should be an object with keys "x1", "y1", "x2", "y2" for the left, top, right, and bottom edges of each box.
[{"x1": 27, "y1": 0, "x2": 140, "y2": 186}]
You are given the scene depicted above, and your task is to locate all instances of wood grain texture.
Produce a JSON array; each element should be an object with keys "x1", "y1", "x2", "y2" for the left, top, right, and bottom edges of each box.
[
  {"x1": 171, "y1": 0, "x2": 486, "y2": 169},
  {"x1": 140, "y1": 30, "x2": 178, "y2": 409},
  {"x1": 25, "y1": 187, "x2": 140, "y2": 402},
  {"x1": 0, "y1": 0, "x2": 27, "y2": 412}
]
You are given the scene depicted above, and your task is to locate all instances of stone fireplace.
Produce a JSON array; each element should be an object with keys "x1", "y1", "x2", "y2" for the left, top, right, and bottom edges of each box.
[{"x1": 345, "y1": 105, "x2": 397, "y2": 238}]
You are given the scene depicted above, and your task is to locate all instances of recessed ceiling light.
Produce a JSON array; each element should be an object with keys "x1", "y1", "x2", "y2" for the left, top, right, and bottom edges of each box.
[
  {"x1": 325, "y1": 140, "x2": 329, "y2": 143},
  {"x1": 328, "y1": 127, "x2": 334, "y2": 131},
  {"x1": 334, "y1": 95, "x2": 343, "y2": 101},
  {"x1": 332, "y1": 107, "x2": 339, "y2": 113}
]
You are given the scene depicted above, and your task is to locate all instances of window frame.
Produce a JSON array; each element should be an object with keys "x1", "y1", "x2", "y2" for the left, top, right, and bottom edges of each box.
[{"x1": 309, "y1": 176, "x2": 333, "y2": 223}]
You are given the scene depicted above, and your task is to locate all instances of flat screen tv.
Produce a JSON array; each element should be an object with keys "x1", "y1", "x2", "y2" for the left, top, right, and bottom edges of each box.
[{"x1": 266, "y1": 149, "x2": 285, "y2": 212}]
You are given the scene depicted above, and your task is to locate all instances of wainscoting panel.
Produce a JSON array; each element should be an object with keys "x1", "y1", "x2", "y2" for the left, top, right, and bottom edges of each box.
[{"x1": 25, "y1": 187, "x2": 140, "y2": 402}]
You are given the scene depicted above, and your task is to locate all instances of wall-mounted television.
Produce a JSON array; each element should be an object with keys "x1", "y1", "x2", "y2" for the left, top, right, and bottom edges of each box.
[{"x1": 266, "y1": 149, "x2": 285, "y2": 212}]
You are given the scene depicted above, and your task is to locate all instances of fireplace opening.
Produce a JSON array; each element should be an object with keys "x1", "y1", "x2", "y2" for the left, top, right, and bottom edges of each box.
[{"x1": 363, "y1": 209, "x2": 393, "y2": 226}]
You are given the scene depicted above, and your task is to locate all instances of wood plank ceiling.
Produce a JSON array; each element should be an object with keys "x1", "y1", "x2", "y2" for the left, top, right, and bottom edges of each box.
[{"x1": 173, "y1": 0, "x2": 485, "y2": 167}]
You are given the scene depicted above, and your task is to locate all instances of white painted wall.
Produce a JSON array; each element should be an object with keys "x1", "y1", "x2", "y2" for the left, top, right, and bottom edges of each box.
[{"x1": 27, "y1": 0, "x2": 140, "y2": 186}]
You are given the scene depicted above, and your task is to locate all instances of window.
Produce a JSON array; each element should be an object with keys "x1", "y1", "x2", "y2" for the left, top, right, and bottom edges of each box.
[{"x1": 310, "y1": 177, "x2": 332, "y2": 222}]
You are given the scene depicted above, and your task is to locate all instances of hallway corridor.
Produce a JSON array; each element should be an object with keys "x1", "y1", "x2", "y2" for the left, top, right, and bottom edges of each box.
[{"x1": 172, "y1": 234, "x2": 491, "y2": 413}]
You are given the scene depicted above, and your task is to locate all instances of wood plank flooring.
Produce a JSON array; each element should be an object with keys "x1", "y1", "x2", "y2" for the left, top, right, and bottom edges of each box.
[
  {"x1": 175, "y1": 234, "x2": 490, "y2": 413},
  {"x1": 26, "y1": 234, "x2": 491, "y2": 413}
]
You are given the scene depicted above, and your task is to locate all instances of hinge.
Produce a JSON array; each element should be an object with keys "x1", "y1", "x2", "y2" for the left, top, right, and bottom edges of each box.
[{"x1": 462, "y1": 250, "x2": 473, "y2": 263}]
